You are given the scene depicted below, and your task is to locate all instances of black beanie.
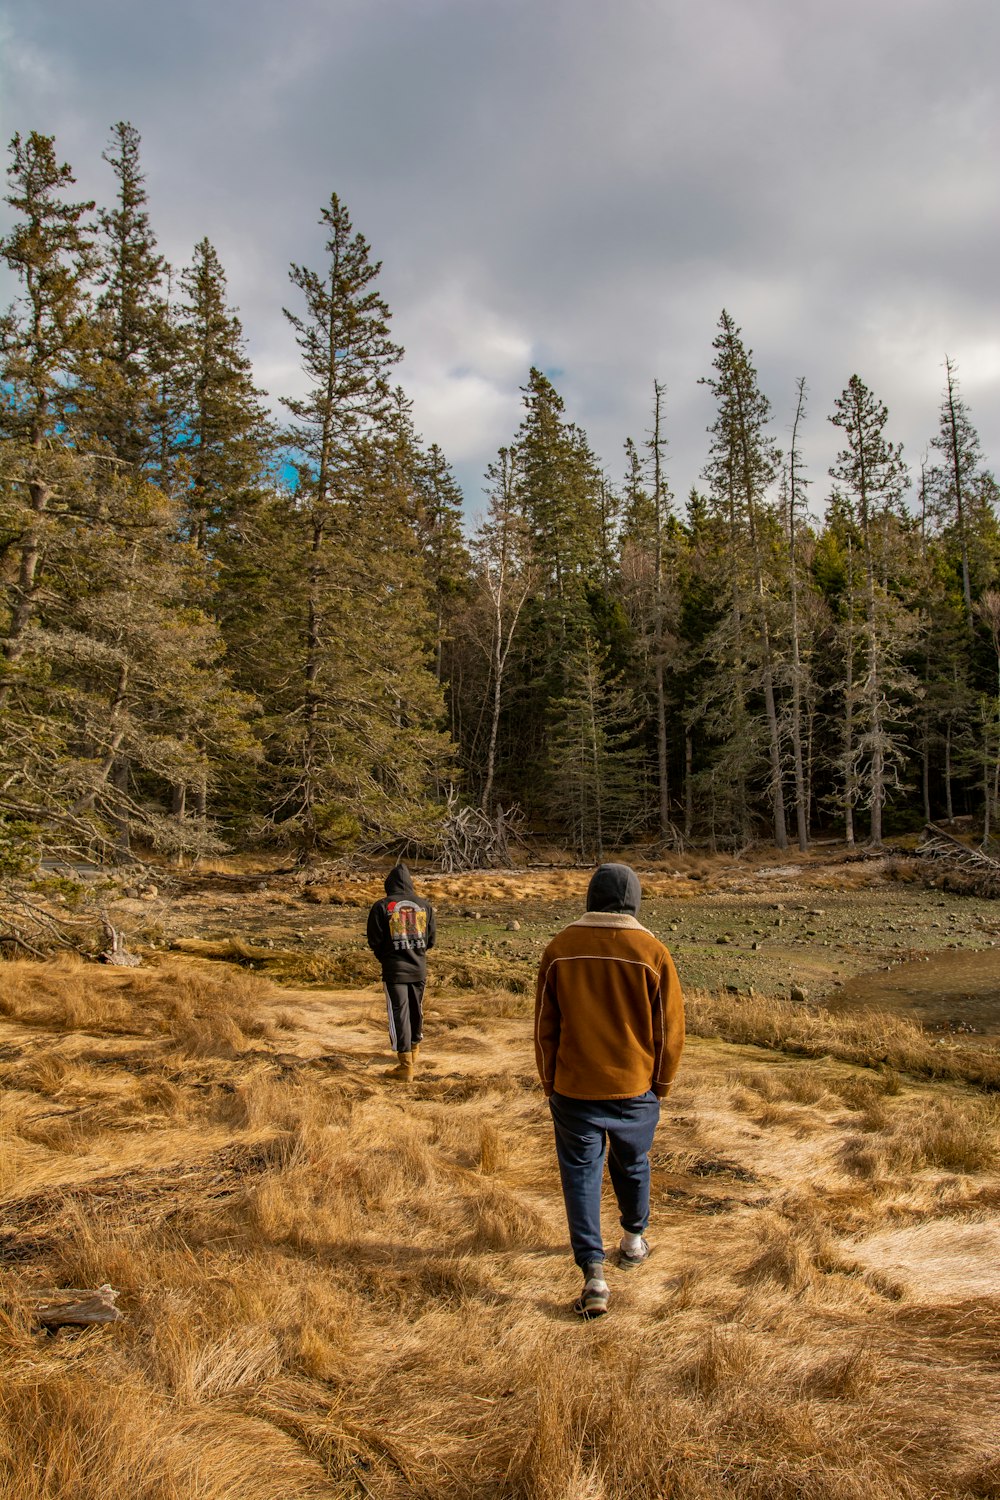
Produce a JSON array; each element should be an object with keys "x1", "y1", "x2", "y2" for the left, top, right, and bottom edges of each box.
[{"x1": 586, "y1": 863, "x2": 641, "y2": 915}]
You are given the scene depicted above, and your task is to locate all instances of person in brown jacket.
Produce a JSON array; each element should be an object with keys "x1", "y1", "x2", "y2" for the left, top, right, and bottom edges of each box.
[{"x1": 534, "y1": 862, "x2": 684, "y2": 1318}]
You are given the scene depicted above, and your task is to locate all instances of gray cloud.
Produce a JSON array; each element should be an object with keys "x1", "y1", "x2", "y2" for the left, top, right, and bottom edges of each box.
[{"x1": 2, "y1": 0, "x2": 998, "y2": 517}]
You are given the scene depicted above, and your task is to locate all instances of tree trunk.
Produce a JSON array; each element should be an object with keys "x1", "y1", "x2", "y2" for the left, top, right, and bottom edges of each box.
[
  {"x1": 684, "y1": 726, "x2": 693, "y2": 841},
  {"x1": 787, "y1": 381, "x2": 809, "y2": 851},
  {"x1": 0, "y1": 478, "x2": 53, "y2": 708}
]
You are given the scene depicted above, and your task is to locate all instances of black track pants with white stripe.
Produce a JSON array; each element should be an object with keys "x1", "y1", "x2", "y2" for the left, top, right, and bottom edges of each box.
[{"x1": 384, "y1": 979, "x2": 425, "y2": 1054}]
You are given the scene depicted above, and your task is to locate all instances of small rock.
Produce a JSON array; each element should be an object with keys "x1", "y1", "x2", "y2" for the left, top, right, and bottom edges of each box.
[
  {"x1": 717, "y1": 935, "x2": 731, "y2": 945},
  {"x1": 752, "y1": 941, "x2": 762, "y2": 951},
  {"x1": 140, "y1": 885, "x2": 158, "y2": 900},
  {"x1": 507, "y1": 919, "x2": 521, "y2": 931},
  {"x1": 790, "y1": 983, "x2": 808, "y2": 1003}
]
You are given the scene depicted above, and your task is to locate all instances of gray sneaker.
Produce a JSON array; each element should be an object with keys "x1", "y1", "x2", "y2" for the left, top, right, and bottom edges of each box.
[
  {"x1": 573, "y1": 1263, "x2": 610, "y2": 1318},
  {"x1": 618, "y1": 1236, "x2": 650, "y2": 1269}
]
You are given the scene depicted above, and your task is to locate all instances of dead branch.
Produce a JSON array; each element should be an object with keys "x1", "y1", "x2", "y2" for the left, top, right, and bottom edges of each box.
[
  {"x1": 438, "y1": 789, "x2": 525, "y2": 872},
  {"x1": 918, "y1": 824, "x2": 1000, "y2": 870}
]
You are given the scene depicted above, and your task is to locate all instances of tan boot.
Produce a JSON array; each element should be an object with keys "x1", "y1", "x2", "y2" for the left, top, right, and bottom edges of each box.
[
  {"x1": 411, "y1": 1042, "x2": 421, "y2": 1064},
  {"x1": 384, "y1": 1050, "x2": 414, "y2": 1083}
]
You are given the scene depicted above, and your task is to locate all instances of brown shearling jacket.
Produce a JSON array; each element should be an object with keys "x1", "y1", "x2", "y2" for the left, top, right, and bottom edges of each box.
[{"x1": 534, "y1": 913, "x2": 685, "y2": 1100}]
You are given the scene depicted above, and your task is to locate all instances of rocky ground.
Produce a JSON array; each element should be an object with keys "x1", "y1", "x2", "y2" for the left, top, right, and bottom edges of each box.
[{"x1": 86, "y1": 849, "x2": 1000, "y2": 1030}]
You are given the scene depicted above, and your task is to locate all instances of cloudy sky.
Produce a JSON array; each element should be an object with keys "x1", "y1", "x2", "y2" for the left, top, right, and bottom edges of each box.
[{"x1": 1, "y1": 0, "x2": 998, "y2": 519}]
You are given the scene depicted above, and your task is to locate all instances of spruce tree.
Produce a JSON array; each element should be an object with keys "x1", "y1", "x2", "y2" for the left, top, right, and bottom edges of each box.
[
  {"x1": 468, "y1": 447, "x2": 536, "y2": 813},
  {"x1": 547, "y1": 631, "x2": 645, "y2": 859},
  {"x1": 701, "y1": 311, "x2": 788, "y2": 848},
  {"x1": 829, "y1": 375, "x2": 914, "y2": 845},
  {"x1": 176, "y1": 236, "x2": 274, "y2": 549},
  {"x1": 929, "y1": 357, "x2": 983, "y2": 631},
  {"x1": 0, "y1": 132, "x2": 96, "y2": 700},
  {"x1": 785, "y1": 377, "x2": 812, "y2": 850},
  {"x1": 265, "y1": 192, "x2": 451, "y2": 854},
  {"x1": 84, "y1": 122, "x2": 175, "y2": 474}
]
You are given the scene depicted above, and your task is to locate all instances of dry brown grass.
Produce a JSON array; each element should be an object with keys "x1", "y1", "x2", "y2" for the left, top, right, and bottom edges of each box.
[
  {"x1": 688, "y1": 985, "x2": 1000, "y2": 1090},
  {"x1": 2, "y1": 954, "x2": 1000, "y2": 1498}
]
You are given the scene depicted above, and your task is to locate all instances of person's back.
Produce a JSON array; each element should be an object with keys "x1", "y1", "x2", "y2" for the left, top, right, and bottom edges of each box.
[
  {"x1": 536, "y1": 915, "x2": 681, "y2": 1101},
  {"x1": 534, "y1": 862, "x2": 684, "y2": 1318},
  {"x1": 367, "y1": 863, "x2": 435, "y2": 1082}
]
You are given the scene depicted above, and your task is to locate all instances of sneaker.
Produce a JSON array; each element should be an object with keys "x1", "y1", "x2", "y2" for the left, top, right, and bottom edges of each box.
[
  {"x1": 573, "y1": 1266, "x2": 609, "y2": 1319},
  {"x1": 618, "y1": 1235, "x2": 650, "y2": 1269}
]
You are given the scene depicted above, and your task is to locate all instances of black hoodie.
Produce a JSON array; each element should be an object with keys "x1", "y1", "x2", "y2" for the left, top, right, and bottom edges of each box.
[{"x1": 366, "y1": 863, "x2": 436, "y2": 982}]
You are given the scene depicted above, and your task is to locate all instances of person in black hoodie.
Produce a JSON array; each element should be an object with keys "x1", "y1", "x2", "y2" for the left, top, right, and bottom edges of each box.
[{"x1": 366, "y1": 863, "x2": 436, "y2": 1082}]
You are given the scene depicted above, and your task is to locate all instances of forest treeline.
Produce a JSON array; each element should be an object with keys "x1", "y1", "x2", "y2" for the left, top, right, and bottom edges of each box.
[{"x1": 2, "y1": 125, "x2": 999, "y2": 869}]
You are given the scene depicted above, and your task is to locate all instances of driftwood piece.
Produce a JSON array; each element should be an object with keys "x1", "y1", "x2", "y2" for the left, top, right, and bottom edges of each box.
[
  {"x1": 27, "y1": 1284, "x2": 123, "y2": 1329},
  {"x1": 98, "y1": 915, "x2": 142, "y2": 967}
]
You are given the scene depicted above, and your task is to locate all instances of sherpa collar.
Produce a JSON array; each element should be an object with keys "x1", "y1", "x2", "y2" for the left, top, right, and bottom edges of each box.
[{"x1": 572, "y1": 912, "x2": 648, "y2": 932}]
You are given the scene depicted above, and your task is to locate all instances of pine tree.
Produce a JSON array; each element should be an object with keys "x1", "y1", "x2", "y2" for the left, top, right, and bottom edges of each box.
[
  {"x1": 263, "y1": 193, "x2": 451, "y2": 853},
  {"x1": 176, "y1": 236, "x2": 274, "y2": 549},
  {"x1": 785, "y1": 377, "x2": 812, "y2": 850},
  {"x1": 468, "y1": 447, "x2": 536, "y2": 813},
  {"x1": 0, "y1": 132, "x2": 96, "y2": 702},
  {"x1": 0, "y1": 132, "x2": 255, "y2": 861},
  {"x1": 547, "y1": 631, "x2": 645, "y2": 859},
  {"x1": 701, "y1": 311, "x2": 788, "y2": 848},
  {"x1": 516, "y1": 367, "x2": 603, "y2": 616},
  {"x1": 929, "y1": 357, "x2": 982, "y2": 631},
  {"x1": 829, "y1": 375, "x2": 914, "y2": 845},
  {"x1": 84, "y1": 122, "x2": 175, "y2": 474}
]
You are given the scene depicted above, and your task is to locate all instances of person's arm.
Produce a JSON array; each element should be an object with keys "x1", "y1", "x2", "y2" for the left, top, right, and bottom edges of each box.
[
  {"x1": 425, "y1": 904, "x2": 436, "y2": 951},
  {"x1": 651, "y1": 948, "x2": 685, "y2": 1099},
  {"x1": 534, "y1": 951, "x2": 560, "y2": 1097},
  {"x1": 366, "y1": 903, "x2": 385, "y2": 957}
]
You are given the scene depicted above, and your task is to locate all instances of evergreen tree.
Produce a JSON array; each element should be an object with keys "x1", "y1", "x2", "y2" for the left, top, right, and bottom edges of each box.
[
  {"x1": 829, "y1": 375, "x2": 914, "y2": 844},
  {"x1": 0, "y1": 132, "x2": 255, "y2": 861},
  {"x1": 467, "y1": 447, "x2": 536, "y2": 813},
  {"x1": 84, "y1": 122, "x2": 176, "y2": 474},
  {"x1": 415, "y1": 440, "x2": 470, "y2": 688},
  {"x1": 0, "y1": 132, "x2": 96, "y2": 703},
  {"x1": 929, "y1": 357, "x2": 983, "y2": 631},
  {"x1": 176, "y1": 236, "x2": 274, "y2": 550},
  {"x1": 784, "y1": 377, "x2": 813, "y2": 850},
  {"x1": 263, "y1": 193, "x2": 451, "y2": 853},
  {"x1": 700, "y1": 311, "x2": 788, "y2": 847},
  {"x1": 547, "y1": 631, "x2": 645, "y2": 859},
  {"x1": 516, "y1": 367, "x2": 603, "y2": 616}
]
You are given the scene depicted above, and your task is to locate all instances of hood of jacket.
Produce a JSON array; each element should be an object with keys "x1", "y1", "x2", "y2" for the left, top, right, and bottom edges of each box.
[
  {"x1": 585, "y1": 862, "x2": 641, "y2": 916},
  {"x1": 384, "y1": 863, "x2": 416, "y2": 899}
]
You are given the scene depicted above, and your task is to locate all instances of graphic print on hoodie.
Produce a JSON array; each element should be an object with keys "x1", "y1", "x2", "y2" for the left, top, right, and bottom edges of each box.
[
  {"x1": 387, "y1": 899, "x2": 429, "y2": 950},
  {"x1": 366, "y1": 863, "x2": 436, "y2": 983}
]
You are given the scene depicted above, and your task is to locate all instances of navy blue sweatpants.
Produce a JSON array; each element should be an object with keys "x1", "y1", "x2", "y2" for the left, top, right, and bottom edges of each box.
[{"x1": 549, "y1": 1091, "x2": 660, "y2": 1269}]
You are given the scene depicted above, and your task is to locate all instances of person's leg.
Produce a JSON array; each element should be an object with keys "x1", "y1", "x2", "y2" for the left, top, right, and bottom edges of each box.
[
  {"x1": 384, "y1": 981, "x2": 412, "y2": 1053},
  {"x1": 408, "y1": 981, "x2": 425, "y2": 1056},
  {"x1": 605, "y1": 1091, "x2": 660, "y2": 1238},
  {"x1": 549, "y1": 1094, "x2": 609, "y2": 1270},
  {"x1": 383, "y1": 982, "x2": 414, "y2": 1081}
]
